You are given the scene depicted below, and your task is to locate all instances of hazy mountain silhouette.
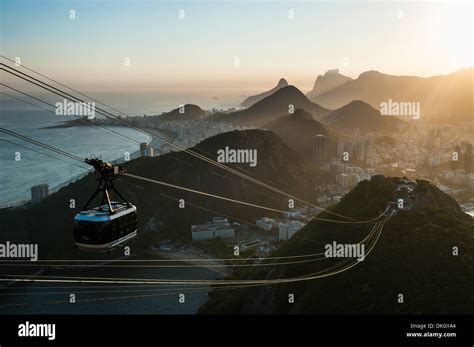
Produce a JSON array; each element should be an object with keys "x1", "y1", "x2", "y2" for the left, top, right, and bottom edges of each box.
[
  {"x1": 263, "y1": 109, "x2": 331, "y2": 161},
  {"x1": 199, "y1": 177, "x2": 474, "y2": 314},
  {"x1": 312, "y1": 68, "x2": 474, "y2": 122},
  {"x1": 215, "y1": 85, "x2": 330, "y2": 127},
  {"x1": 241, "y1": 78, "x2": 288, "y2": 107},
  {"x1": 324, "y1": 100, "x2": 404, "y2": 133},
  {"x1": 306, "y1": 69, "x2": 353, "y2": 99},
  {"x1": 159, "y1": 104, "x2": 204, "y2": 121}
]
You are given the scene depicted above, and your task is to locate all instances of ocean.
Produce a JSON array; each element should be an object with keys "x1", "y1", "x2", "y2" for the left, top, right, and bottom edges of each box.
[
  {"x1": 0, "y1": 90, "x2": 245, "y2": 206},
  {"x1": 0, "y1": 108, "x2": 154, "y2": 206},
  {"x1": 88, "y1": 90, "x2": 246, "y2": 116}
]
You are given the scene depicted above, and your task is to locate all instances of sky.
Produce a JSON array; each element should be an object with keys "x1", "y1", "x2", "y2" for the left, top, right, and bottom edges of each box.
[{"x1": 0, "y1": 0, "x2": 473, "y2": 93}]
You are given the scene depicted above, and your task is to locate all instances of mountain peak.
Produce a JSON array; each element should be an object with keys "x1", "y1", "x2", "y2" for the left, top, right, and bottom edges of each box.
[
  {"x1": 307, "y1": 70, "x2": 352, "y2": 99},
  {"x1": 241, "y1": 78, "x2": 289, "y2": 107},
  {"x1": 275, "y1": 84, "x2": 304, "y2": 95},
  {"x1": 358, "y1": 70, "x2": 384, "y2": 79},
  {"x1": 324, "y1": 69, "x2": 341, "y2": 76},
  {"x1": 159, "y1": 104, "x2": 204, "y2": 120},
  {"x1": 290, "y1": 108, "x2": 314, "y2": 121},
  {"x1": 216, "y1": 85, "x2": 330, "y2": 127},
  {"x1": 277, "y1": 78, "x2": 288, "y2": 87},
  {"x1": 344, "y1": 99, "x2": 373, "y2": 109},
  {"x1": 324, "y1": 99, "x2": 403, "y2": 132},
  {"x1": 312, "y1": 68, "x2": 473, "y2": 122},
  {"x1": 200, "y1": 176, "x2": 473, "y2": 315}
]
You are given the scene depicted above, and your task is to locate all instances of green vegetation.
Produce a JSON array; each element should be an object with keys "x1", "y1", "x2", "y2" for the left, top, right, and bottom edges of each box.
[
  {"x1": 199, "y1": 176, "x2": 474, "y2": 314},
  {"x1": 0, "y1": 129, "x2": 329, "y2": 259},
  {"x1": 192, "y1": 238, "x2": 233, "y2": 259}
]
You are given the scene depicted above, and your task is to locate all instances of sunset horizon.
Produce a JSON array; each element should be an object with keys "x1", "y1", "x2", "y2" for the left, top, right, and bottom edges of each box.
[
  {"x1": 1, "y1": 0, "x2": 472, "y2": 93},
  {"x1": 1, "y1": 0, "x2": 473, "y2": 344}
]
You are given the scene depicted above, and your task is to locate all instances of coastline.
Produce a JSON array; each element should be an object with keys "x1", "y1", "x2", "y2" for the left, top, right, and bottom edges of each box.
[{"x1": 0, "y1": 127, "x2": 157, "y2": 209}]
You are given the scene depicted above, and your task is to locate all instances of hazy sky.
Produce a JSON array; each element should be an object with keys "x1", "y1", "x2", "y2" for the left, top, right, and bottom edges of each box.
[{"x1": 1, "y1": 0, "x2": 472, "y2": 93}]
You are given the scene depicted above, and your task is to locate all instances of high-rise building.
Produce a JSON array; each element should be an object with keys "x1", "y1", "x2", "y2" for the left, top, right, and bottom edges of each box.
[
  {"x1": 464, "y1": 143, "x2": 473, "y2": 174},
  {"x1": 364, "y1": 139, "x2": 372, "y2": 158},
  {"x1": 355, "y1": 140, "x2": 365, "y2": 161},
  {"x1": 345, "y1": 140, "x2": 353, "y2": 160},
  {"x1": 338, "y1": 139, "x2": 354, "y2": 160},
  {"x1": 337, "y1": 139, "x2": 345, "y2": 156},
  {"x1": 31, "y1": 184, "x2": 49, "y2": 204},
  {"x1": 336, "y1": 173, "x2": 349, "y2": 188},
  {"x1": 140, "y1": 142, "x2": 154, "y2": 157},
  {"x1": 313, "y1": 135, "x2": 328, "y2": 166}
]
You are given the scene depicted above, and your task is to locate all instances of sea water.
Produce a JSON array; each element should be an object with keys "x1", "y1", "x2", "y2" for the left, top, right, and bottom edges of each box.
[{"x1": 0, "y1": 109, "x2": 154, "y2": 206}]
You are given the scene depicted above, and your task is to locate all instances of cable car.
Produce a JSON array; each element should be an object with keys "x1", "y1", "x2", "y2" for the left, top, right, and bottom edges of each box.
[{"x1": 73, "y1": 158, "x2": 138, "y2": 251}]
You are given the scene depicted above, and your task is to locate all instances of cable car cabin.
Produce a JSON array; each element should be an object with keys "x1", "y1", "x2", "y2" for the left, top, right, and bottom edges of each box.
[{"x1": 73, "y1": 202, "x2": 138, "y2": 251}]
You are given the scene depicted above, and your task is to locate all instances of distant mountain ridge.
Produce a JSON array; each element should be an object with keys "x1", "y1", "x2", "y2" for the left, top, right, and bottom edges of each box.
[
  {"x1": 306, "y1": 69, "x2": 353, "y2": 99},
  {"x1": 215, "y1": 85, "x2": 330, "y2": 127},
  {"x1": 312, "y1": 68, "x2": 474, "y2": 122},
  {"x1": 324, "y1": 100, "x2": 404, "y2": 133},
  {"x1": 264, "y1": 109, "x2": 331, "y2": 161},
  {"x1": 241, "y1": 78, "x2": 288, "y2": 107},
  {"x1": 159, "y1": 104, "x2": 204, "y2": 121}
]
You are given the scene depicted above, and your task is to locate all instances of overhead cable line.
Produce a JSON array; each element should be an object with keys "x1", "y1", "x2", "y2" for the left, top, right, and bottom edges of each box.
[{"x1": 1, "y1": 59, "x2": 372, "y2": 223}]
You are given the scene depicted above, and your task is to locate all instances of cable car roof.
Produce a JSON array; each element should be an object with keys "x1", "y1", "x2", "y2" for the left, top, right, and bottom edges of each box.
[{"x1": 74, "y1": 203, "x2": 136, "y2": 222}]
